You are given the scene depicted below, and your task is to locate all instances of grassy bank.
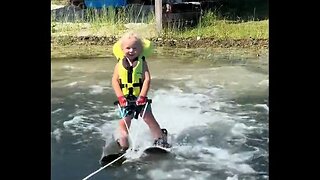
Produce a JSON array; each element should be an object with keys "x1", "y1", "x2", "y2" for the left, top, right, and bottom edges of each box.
[
  {"x1": 51, "y1": 9, "x2": 268, "y2": 40},
  {"x1": 51, "y1": 42, "x2": 268, "y2": 60},
  {"x1": 51, "y1": 6, "x2": 268, "y2": 58},
  {"x1": 52, "y1": 0, "x2": 68, "y2": 5}
]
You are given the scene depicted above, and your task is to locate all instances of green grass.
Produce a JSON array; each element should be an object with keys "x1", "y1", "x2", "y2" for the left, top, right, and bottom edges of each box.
[
  {"x1": 166, "y1": 20, "x2": 268, "y2": 39},
  {"x1": 51, "y1": 8, "x2": 268, "y2": 40},
  {"x1": 51, "y1": 3, "x2": 268, "y2": 59},
  {"x1": 51, "y1": 6, "x2": 157, "y2": 37},
  {"x1": 163, "y1": 11, "x2": 268, "y2": 39},
  {"x1": 51, "y1": 0, "x2": 68, "y2": 5}
]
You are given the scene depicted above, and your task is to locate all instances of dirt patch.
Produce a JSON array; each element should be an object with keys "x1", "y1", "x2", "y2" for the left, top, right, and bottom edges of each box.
[
  {"x1": 153, "y1": 37, "x2": 268, "y2": 49},
  {"x1": 51, "y1": 35, "x2": 268, "y2": 49}
]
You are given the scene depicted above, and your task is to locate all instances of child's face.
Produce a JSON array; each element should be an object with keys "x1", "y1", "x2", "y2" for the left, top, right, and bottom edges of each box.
[{"x1": 121, "y1": 38, "x2": 142, "y2": 60}]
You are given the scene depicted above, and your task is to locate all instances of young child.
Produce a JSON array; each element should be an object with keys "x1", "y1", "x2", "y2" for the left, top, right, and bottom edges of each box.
[{"x1": 111, "y1": 31, "x2": 170, "y2": 153}]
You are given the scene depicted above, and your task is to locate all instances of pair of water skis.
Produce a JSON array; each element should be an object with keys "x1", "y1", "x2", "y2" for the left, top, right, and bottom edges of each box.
[{"x1": 99, "y1": 141, "x2": 171, "y2": 167}]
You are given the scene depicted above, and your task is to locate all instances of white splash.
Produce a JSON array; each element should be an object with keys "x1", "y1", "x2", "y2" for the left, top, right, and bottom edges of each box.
[
  {"x1": 65, "y1": 81, "x2": 78, "y2": 87},
  {"x1": 52, "y1": 108, "x2": 63, "y2": 114},
  {"x1": 147, "y1": 168, "x2": 211, "y2": 180},
  {"x1": 226, "y1": 175, "x2": 238, "y2": 180},
  {"x1": 52, "y1": 128, "x2": 62, "y2": 142},
  {"x1": 89, "y1": 85, "x2": 104, "y2": 94},
  {"x1": 254, "y1": 104, "x2": 269, "y2": 112},
  {"x1": 63, "y1": 115, "x2": 86, "y2": 128}
]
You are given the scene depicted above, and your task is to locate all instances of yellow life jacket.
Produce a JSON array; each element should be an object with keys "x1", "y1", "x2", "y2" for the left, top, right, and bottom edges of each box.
[
  {"x1": 113, "y1": 38, "x2": 153, "y2": 97},
  {"x1": 118, "y1": 57, "x2": 144, "y2": 97}
]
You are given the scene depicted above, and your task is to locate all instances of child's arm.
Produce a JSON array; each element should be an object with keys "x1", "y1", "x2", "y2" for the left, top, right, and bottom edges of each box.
[
  {"x1": 112, "y1": 63, "x2": 124, "y2": 97},
  {"x1": 139, "y1": 61, "x2": 151, "y2": 97}
]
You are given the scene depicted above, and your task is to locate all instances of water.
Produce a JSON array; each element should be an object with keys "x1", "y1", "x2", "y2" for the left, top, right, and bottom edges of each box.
[{"x1": 51, "y1": 50, "x2": 268, "y2": 180}]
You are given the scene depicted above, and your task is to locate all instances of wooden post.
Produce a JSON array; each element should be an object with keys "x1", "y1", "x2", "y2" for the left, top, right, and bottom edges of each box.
[{"x1": 155, "y1": 0, "x2": 162, "y2": 34}]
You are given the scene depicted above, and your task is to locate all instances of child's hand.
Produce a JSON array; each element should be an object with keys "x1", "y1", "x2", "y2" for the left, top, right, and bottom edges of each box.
[
  {"x1": 118, "y1": 96, "x2": 127, "y2": 107},
  {"x1": 136, "y1": 96, "x2": 147, "y2": 106}
]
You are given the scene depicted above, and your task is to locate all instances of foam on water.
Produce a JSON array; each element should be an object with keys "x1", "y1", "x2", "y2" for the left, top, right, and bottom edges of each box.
[
  {"x1": 51, "y1": 57, "x2": 268, "y2": 180},
  {"x1": 52, "y1": 128, "x2": 62, "y2": 142},
  {"x1": 96, "y1": 87, "x2": 263, "y2": 179},
  {"x1": 52, "y1": 85, "x2": 266, "y2": 179},
  {"x1": 89, "y1": 85, "x2": 105, "y2": 95},
  {"x1": 147, "y1": 168, "x2": 211, "y2": 180},
  {"x1": 51, "y1": 99, "x2": 118, "y2": 145},
  {"x1": 64, "y1": 81, "x2": 78, "y2": 87},
  {"x1": 226, "y1": 175, "x2": 238, "y2": 180}
]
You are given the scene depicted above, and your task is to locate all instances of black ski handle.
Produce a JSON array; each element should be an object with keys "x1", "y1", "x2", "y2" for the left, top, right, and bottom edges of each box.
[{"x1": 113, "y1": 99, "x2": 152, "y2": 106}]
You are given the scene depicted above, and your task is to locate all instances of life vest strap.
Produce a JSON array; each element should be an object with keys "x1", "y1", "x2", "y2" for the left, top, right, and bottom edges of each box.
[
  {"x1": 127, "y1": 66, "x2": 133, "y2": 83},
  {"x1": 119, "y1": 82, "x2": 142, "y2": 88}
]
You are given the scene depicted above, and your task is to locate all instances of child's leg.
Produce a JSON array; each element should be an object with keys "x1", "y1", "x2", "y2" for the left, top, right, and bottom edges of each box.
[
  {"x1": 117, "y1": 116, "x2": 133, "y2": 150},
  {"x1": 141, "y1": 105, "x2": 171, "y2": 147},
  {"x1": 142, "y1": 110, "x2": 163, "y2": 139}
]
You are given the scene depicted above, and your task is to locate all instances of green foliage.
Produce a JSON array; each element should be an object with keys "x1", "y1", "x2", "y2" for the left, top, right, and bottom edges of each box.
[
  {"x1": 51, "y1": 8, "x2": 268, "y2": 40},
  {"x1": 161, "y1": 10, "x2": 268, "y2": 40},
  {"x1": 51, "y1": 0, "x2": 68, "y2": 5}
]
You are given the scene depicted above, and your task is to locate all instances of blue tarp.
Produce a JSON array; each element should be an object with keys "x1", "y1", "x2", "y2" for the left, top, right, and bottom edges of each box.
[{"x1": 84, "y1": 0, "x2": 127, "y2": 8}]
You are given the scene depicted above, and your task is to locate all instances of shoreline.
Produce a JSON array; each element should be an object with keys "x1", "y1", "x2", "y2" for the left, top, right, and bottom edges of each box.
[
  {"x1": 51, "y1": 36, "x2": 268, "y2": 59},
  {"x1": 51, "y1": 41, "x2": 268, "y2": 61},
  {"x1": 51, "y1": 36, "x2": 268, "y2": 49}
]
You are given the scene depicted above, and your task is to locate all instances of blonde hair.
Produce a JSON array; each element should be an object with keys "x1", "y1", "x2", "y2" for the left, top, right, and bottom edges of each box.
[
  {"x1": 113, "y1": 32, "x2": 154, "y2": 59},
  {"x1": 119, "y1": 31, "x2": 143, "y2": 49}
]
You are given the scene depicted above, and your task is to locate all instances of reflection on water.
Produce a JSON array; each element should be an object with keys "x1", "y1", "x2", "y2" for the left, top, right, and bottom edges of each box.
[{"x1": 51, "y1": 49, "x2": 268, "y2": 180}]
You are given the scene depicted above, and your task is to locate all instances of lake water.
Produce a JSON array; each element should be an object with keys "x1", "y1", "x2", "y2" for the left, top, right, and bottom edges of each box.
[{"x1": 51, "y1": 48, "x2": 268, "y2": 180}]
